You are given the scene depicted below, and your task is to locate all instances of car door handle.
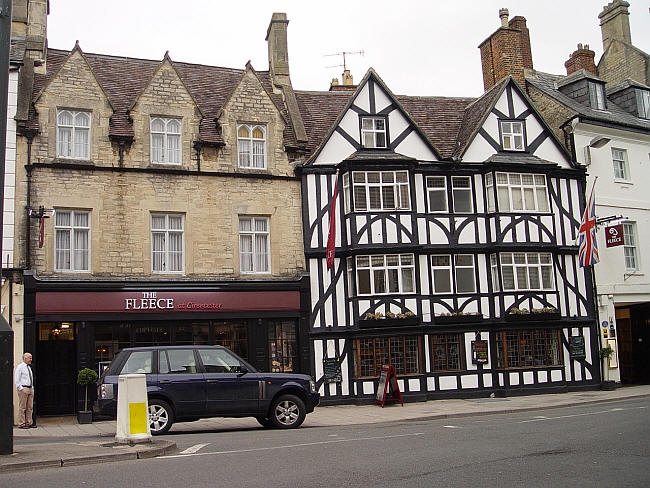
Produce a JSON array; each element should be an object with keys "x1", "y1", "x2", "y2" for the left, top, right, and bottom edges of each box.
[{"x1": 159, "y1": 380, "x2": 171, "y2": 384}]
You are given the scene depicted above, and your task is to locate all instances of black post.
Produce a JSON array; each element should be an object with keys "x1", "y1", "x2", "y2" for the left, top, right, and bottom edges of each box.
[{"x1": 0, "y1": 0, "x2": 14, "y2": 455}]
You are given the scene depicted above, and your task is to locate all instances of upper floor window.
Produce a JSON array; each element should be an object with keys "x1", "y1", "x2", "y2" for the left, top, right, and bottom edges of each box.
[
  {"x1": 500, "y1": 120, "x2": 524, "y2": 151},
  {"x1": 612, "y1": 148, "x2": 629, "y2": 180},
  {"x1": 55, "y1": 210, "x2": 90, "y2": 272},
  {"x1": 151, "y1": 213, "x2": 184, "y2": 273},
  {"x1": 451, "y1": 176, "x2": 473, "y2": 213},
  {"x1": 498, "y1": 252, "x2": 554, "y2": 291},
  {"x1": 360, "y1": 117, "x2": 387, "y2": 148},
  {"x1": 351, "y1": 253, "x2": 415, "y2": 296},
  {"x1": 431, "y1": 254, "x2": 476, "y2": 294},
  {"x1": 347, "y1": 170, "x2": 410, "y2": 212},
  {"x1": 637, "y1": 89, "x2": 650, "y2": 119},
  {"x1": 57, "y1": 110, "x2": 90, "y2": 159},
  {"x1": 151, "y1": 117, "x2": 181, "y2": 164},
  {"x1": 589, "y1": 81, "x2": 606, "y2": 110},
  {"x1": 239, "y1": 216, "x2": 269, "y2": 274},
  {"x1": 488, "y1": 172, "x2": 549, "y2": 212},
  {"x1": 237, "y1": 124, "x2": 266, "y2": 169},
  {"x1": 426, "y1": 176, "x2": 448, "y2": 213},
  {"x1": 622, "y1": 222, "x2": 639, "y2": 271}
]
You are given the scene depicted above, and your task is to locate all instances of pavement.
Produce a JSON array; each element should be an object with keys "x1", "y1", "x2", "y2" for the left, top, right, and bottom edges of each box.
[{"x1": 1, "y1": 384, "x2": 649, "y2": 473}]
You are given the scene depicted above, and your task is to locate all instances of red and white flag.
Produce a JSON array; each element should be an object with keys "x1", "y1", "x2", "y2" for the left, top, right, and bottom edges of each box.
[
  {"x1": 326, "y1": 174, "x2": 338, "y2": 270},
  {"x1": 39, "y1": 215, "x2": 45, "y2": 248},
  {"x1": 577, "y1": 179, "x2": 599, "y2": 267}
]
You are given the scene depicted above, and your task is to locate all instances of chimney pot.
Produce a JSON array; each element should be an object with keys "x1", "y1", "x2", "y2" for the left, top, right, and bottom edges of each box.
[{"x1": 499, "y1": 8, "x2": 509, "y2": 27}]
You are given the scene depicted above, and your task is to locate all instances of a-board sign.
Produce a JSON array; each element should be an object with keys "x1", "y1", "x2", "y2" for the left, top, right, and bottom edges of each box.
[
  {"x1": 374, "y1": 364, "x2": 403, "y2": 407},
  {"x1": 569, "y1": 336, "x2": 586, "y2": 359},
  {"x1": 471, "y1": 340, "x2": 488, "y2": 364},
  {"x1": 323, "y1": 357, "x2": 342, "y2": 383}
]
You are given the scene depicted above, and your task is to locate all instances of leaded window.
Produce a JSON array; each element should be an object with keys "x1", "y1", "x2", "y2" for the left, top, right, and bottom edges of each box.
[
  {"x1": 354, "y1": 336, "x2": 421, "y2": 377},
  {"x1": 495, "y1": 329, "x2": 563, "y2": 368},
  {"x1": 430, "y1": 333, "x2": 465, "y2": 371}
]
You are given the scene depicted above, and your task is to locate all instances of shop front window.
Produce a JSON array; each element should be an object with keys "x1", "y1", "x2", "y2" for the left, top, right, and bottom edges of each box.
[
  {"x1": 268, "y1": 319, "x2": 297, "y2": 373},
  {"x1": 94, "y1": 323, "x2": 130, "y2": 375},
  {"x1": 134, "y1": 325, "x2": 171, "y2": 347},
  {"x1": 38, "y1": 322, "x2": 75, "y2": 341},
  {"x1": 175, "y1": 322, "x2": 210, "y2": 345},
  {"x1": 213, "y1": 321, "x2": 248, "y2": 360}
]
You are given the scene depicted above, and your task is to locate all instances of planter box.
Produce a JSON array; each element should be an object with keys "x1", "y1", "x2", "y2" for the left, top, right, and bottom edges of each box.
[
  {"x1": 358, "y1": 317, "x2": 420, "y2": 328},
  {"x1": 504, "y1": 312, "x2": 561, "y2": 322},
  {"x1": 77, "y1": 410, "x2": 93, "y2": 424},
  {"x1": 434, "y1": 315, "x2": 484, "y2": 324}
]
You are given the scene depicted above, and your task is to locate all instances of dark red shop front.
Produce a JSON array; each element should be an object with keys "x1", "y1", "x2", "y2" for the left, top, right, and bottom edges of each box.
[{"x1": 23, "y1": 276, "x2": 311, "y2": 415}]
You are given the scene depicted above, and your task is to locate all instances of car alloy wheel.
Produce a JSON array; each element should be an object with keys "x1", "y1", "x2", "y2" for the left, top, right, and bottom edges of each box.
[
  {"x1": 270, "y1": 394, "x2": 306, "y2": 429},
  {"x1": 148, "y1": 399, "x2": 174, "y2": 435}
]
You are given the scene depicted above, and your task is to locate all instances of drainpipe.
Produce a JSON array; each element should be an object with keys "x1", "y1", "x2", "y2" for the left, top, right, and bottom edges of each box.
[
  {"x1": 193, "y1": 141, "x2": 201, "y2": 172},
  {"x1": 25, "y1": 136, "x2": 34, "y2": 269}
]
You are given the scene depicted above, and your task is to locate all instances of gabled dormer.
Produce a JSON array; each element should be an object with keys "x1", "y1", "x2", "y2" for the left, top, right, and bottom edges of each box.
[
  {"x1": 310, "y1": 69, "x2": 440, "y2": 165},
  {"x1": 607, "y1": 79, "x2": 650, "y2": 120},
  {"x1": 556, "y1": 70, "x2": 607, "y2": 111}
]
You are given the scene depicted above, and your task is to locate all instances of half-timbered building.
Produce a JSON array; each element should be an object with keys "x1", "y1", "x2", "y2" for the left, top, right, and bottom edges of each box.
[{"x1": 298, "y1": 70, "x2": 599, "y2": 404}]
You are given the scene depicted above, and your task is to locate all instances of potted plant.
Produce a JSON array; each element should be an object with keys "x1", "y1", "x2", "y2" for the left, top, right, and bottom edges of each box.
[
  {"x1": 77, "y1": 367, "x2": 98, "y2": 424},
  {"x1": 599, "y1": 345, "x2": 616, "y2": 391}
]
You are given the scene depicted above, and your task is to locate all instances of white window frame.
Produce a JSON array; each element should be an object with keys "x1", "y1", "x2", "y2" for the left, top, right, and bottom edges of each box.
[
  {"x1": 54, "y1": 210, "x2": 90, "y2": 272},
  {"x1": 637, "y1": 89, "x2": 650, "y2": 119},
  {"x1": 431, "y1": 254, "x2": 476, "y2": 294},
  {"x1": 349, "y1": 170, "x2": 410, "y2": 212},
  {"x1": 622, "y1": 222, "x2": 639, "y2": 271},
  {"x1": 589, "y1": 82, "x2": 606, "y2": 110},
  {"x1": 493, "y1": 172, "x2": 549, "y2": 212},
  {"x1": 426, "y1": 176, "x2": 448, "y2": 213},
  {"x1": 500, "y1": 120, "x2": 524, "y2": 151},
  {"x1": 237, "y1": 124, "x2": 267, "y2": 169},
  {"x1": 343, "y1": 173, "x2": 351, "y2": 214},
  {"x1": 360, "y1": 117, "x2": 387, "y2": 149},
  {"x1": 150, "y1": 117, "x2": 182, "y2": 165},
  {"x1": 499, "y1": 252, "x2": 554, "y2": 291},
  {"x1": 612, "y1": 148, "x2": 629, "y2": 181},
  {"x1": 490, "y1": 254, "x2": 500, "y2": 292},
  {"x1": 57, "y1": 110, "x2": 90, "y2": 160},
  {"x1": 151, "y1": 213, "x2": 184, "y2": 274},
  {"x1": 352, "y1": 254, "x2": 415, "y2": 296},
  {"x1": 451, "y1": 176, "x2": 473, "y2": 213},
  {"x1": 239, "y1": 216, "x2": 270, "y2": 274}
]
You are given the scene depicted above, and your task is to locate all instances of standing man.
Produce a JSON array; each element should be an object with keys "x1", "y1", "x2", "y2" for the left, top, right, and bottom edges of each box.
[{"x1": 14, "y1": 353, "x2": 35, "y2": 428}]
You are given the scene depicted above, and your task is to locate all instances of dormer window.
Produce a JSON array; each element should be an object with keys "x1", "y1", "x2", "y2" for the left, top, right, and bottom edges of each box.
[
  {"x1": 637, "y1": 89, "x2": 650, "y2": 119},
  {"x1": 361, "y1": 117, "x2": 387, "y2": 148},
  {"x1": 151, "y1": 117, "x2": 181, "y2": 164},
  {"x1": 500, "y1": 121, "x2": 524, "y2": 151},
  {"x1": 57, "y1": 110, "x2": 90, "y2": 160},
  {"x1": 237, "y1": 124, "x2": 266, "y2": 169},
  {"x1": 589, "y1": 82, "x2": 606, "y2": 110}
]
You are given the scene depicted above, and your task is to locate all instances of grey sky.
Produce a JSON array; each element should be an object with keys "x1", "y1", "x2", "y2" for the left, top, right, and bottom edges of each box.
[{"x1": 46, "y1": 0, "x2": 650, "y2": 97}]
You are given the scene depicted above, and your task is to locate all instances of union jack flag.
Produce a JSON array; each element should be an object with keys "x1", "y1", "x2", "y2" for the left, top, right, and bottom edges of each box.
[{"x1": 577, "y1": 180, "x2": 599, "y2": 267}]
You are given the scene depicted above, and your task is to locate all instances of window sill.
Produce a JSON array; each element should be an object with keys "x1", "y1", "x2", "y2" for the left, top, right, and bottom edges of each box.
[
  {"x1": 614, "y1": 179, "x2": 633, "y2": 185},
  {"x1": 53, "y1": 157, "x2": 93, "y2": 164},
  {"x1": 150, "y1": 161, "x2": 183, "y2": 166}
]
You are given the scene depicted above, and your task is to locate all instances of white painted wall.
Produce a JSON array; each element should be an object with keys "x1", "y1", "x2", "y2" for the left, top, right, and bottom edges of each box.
[{"x1": 3, "y1": 70, "x2": 17, "y2": 268}]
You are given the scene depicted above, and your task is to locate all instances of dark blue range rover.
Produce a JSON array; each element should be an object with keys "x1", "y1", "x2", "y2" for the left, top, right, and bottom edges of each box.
[{"x1": 95, "y1": 345, "x2": 319, "y2": 434}]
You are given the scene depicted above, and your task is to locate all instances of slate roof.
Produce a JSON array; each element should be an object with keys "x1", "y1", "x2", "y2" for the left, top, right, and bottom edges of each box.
[{"x1": 526, "y1": 70, "x2": 650, "y2": 132}]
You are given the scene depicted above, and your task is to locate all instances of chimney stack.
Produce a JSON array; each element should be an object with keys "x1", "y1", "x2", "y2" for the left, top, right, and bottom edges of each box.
[
  {"x1": 266, "y1": 12, "x2": 290, "y2": 85},
  {"x1": 565, "y1": 44, "x2": 597, "y2": 75},
  {"x1": 599, "y1": 1, "x2": 631, "y2": 51},
  {"x1": 478, "y1": 9, "x2": 533, "y2": 91},
  {"x1": 329, "y1": 70, "x2": 358, "y2": 91}
]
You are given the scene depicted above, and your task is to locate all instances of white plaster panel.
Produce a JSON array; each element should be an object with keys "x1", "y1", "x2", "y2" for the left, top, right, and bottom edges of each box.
[
  {"x1": 371, "y1": 219, "x2": 384, "y2": 244},
  {"x1": 462, "y1": 134, "x2": 495, "y2": 163},
  {"x1": 397, "y1": 379, "x2": 404, "y2": 392},
  {"x1": 429, "y1": 220, "x2": 449, "y2": 245},
  {"x1": 307, "y1": 178, "x2": 317, "y2": 248},
  {"x1": 400, "y1": 215, "x2": 412, "y2": 243},
  {"x1": 314, "y1": 340, "x2": 324, "y2": 379},
  {"x1": 537, "y1": 370, "x2": 548, "y2": 383},
  {"x1": 573, "y1": 363, "x2": 582, "y2": 381},
  {"x1": 484, "y1": 112, "x2": 500, "y2": 142},
  {"x1": 395, "y1": 131, "x2": 438, "y2": 162},
  {"x1": 323, "y1": 261, "x2": 334, "y2": 327},
  {"x1": 314, "y1": 131, "x2": 355, "y2": 165},
  {"x1": 339, "y1": 109, "x2": 359, "y2": 141},
  {"x1": 523, "y1": 371, "x2": 534, "y2": 385},
  {"x1": 551, "y1": 370, "x2": 563, "y2": 382},
  {"x1": 524, "y1": 112, "x2": 543, "y2": 143},
  {"x1": 336, "y1": 272, "x2": 346, "y2": 327},
  {"x1": 534, "y1": 138, "x2": 571, "y2": 168},
  {"x1": 427, "y1": 376, "x2": 435, "y2": 391},
  {"x1": 357, "y1": 216, "x2": 368, "y2": 245},
  {"x1": 477, "y1": 254, "x2": 488, "y2": 294},
  {"x1": 509, "y1": 372, "x2": 519, "y2": 385},
  {"x1": 477, "y1": 217, "x2": 486, "y2": 244},
  {"x1": 483, "y1": 374, "x2": 493, "y2": 388},
  {"x1": 439, "y1": 376, "x2": 458, "y2": 390},
  {"x1": 461, "y1": 375, "x2": 478, "y2": 389},
  {"x1": 363, "y1": 381, "x2": 374, "y2": 395},
  {"x1": 408, "y1": 378, "x2": 420, "y2": 392},
  {"x1": 419, "y1": 255, "x2": 430, "y2": 295},
  {"x1": 499, "y1": 373, "x2": 504, "y2": 386},
  {"x1": 388, "y1": 109, "x2": 409, "y2": 141},
  {"x1": 511, "y1": 89, "x2": 528, "y2": 118},
  {"x1": 458, "y1": 219, "x2": 475, "y2": 244},
  {"x1": 328, "y1": 382, "x2": 336, "y2": 396},
  {"x1": 417, "y1": 218, "x2": 427, "y2": 245},
  {"x1": 374, "y1": 84, "x2": 393, "y2": 113},
  {"x1": 495, "y1": 94, "x2": 509, "y2": 119},
  {"x1": 354, "y1": 84, "x2": 371, "y2": 113},
  {"x1": 339, "y1": 340, "x2": 349, "y2": 395},
  {"x1": 415, "y1": 174, "x2": 425, "y2": 213}
]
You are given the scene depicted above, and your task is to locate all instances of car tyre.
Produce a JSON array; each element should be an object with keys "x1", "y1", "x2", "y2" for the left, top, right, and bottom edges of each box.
[
  {"x1": 256, "y1": 416, "x2": 273, "y2": 428},
  {"x1": 148, "y1": 399, "x2": 174, "y2": 435},
  {"x1": 269, "y1": 394, "x2": 306, "y2": 429}
]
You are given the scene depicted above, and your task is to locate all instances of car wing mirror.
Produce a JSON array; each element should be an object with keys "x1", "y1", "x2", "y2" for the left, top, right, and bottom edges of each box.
[{"x1": 237, "y1": 365, "x2": 249, "y2": 375}]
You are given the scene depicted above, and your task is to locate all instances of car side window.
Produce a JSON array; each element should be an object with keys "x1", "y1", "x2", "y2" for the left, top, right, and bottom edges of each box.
[
  {"x1": 198, "y1": 349, "x2": 244, "y2": 373},
  {"x1": 120, "y1": 351, "x2": 153, "y2": 374},
  {"x1": 158, "y1": 351, "x2": 170, "y2": 374},
  {"x1": 166, "y1": 349, "x2": 198, "y2": 374}
]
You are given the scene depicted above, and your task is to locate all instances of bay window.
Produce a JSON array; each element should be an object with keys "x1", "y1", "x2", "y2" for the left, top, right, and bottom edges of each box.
[
  {"x1": 490, "y1": 172, "x2": 549, "y2": 212},
  {"x1": 498, "y1": 252, "x2": 554, "y2": 291},
  {"x1": 347, "y1": 170, "x2": 410, "y2": 212},
  {"x1": 351, "y1": 253, "x2": 415, "y2": 295}
]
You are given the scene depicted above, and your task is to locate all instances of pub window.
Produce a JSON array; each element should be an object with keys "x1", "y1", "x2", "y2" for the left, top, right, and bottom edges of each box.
[
  {"x1": 494, "y1": 172, "x2": 549, "y2": 212},
  {"x1": 500, "y1": 120, "x2": 524, "y2": 151},
  {"x1": 451, "y1": 176, "x2": 473, "y2": 213},
  {"x1": 151, "y1": 213, "x2": 184, "y2": 273},
  {"x1": 360, "y1": 117, "x2": 387, "y2": 148},
  {"x1": 430, "y1": 254, "x2": 476, "y2": 294},
  {"x1": 426, "y1": 176, "x2": 448, "y2": 212},
  {"x1": 213, "y1": 321, "x2": 248, "y2": 360},
  {"x1": 622, "y1": 222, "x2": 639, "y2": 271},
  {"x1": 430, "y1": 333, "x2": 465, "y2": 371},
  {"x1": 268, "y1": 319, "x2": 297, "y2": 373},
  {"x1": 495, "y1": 329, "x2": 563, "y2": 368},
  {"x1": 353, "y1": 336, "x2": 421, "y2": 378},
  {"x1": 498, "y1": 252, "x2": 554, "y2": 291},
  {"x1": 349, "y1": 170, "x2": 410, "y2": 212},
  {"x1": 353, "y1": 253, "x2": 415, "y2": 296}
]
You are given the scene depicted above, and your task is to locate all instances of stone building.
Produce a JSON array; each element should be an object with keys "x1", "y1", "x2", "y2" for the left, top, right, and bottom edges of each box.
[{"x1": 8, "y1": 10, "x2": 312, "y2": 416}]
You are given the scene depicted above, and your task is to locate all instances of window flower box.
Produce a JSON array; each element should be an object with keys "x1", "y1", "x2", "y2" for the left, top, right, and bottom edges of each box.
[
  {"x1": 359, "y1": 312, "x2": 420, "y2": 328},
  {"x1": 504, "y1": 307, "x2": 560, "y2": 322}
]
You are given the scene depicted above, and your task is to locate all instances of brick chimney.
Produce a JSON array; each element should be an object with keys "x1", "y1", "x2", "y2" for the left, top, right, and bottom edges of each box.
[
  {"x1": 478, "y1": 8, "x2": 533, "y2": 91},
  {"x1": 12, "y1": 0, "x2": 49, "y2": 72},
  {"x1": 329, "y1": 69, "x2": 358, "y2": 91},
  {"x1": 599, "y1": 1, "x2": 631, "y2": 52},
  {"x1": 565, "y1": 44, "x2": 597, "y2": 75},
  {"x1": 266, "y1": 12, "x2": 291, "y2": 85}
]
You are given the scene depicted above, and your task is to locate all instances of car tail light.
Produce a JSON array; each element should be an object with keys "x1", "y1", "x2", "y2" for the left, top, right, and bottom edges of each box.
[
  {"x1": 99, "y1": 383, "x2": 114, "y2": 399},
  {"x1": 309, "y1": 380, "x2": 316, "y2": 393}
]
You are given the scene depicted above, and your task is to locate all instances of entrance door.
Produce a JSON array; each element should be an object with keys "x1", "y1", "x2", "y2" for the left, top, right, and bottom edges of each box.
[{"x1": 35, "y1": 322, "x2": 77, "y2": 415}]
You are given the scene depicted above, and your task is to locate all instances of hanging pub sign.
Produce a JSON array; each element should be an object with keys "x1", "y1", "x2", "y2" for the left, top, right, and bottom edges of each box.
[
  {"x1": 605, "y1": 224, "x2": 624, "y2": 248},
  {"x1": 323, "y1": 357, "x2": 342, "y2": 383},
  {"x1": 374, "y1": 364, "x2": 403, "y2": 408},
  {"x1": 471, "y1": 340, "x2": 489, "y2": 364},
  {"x1": 569, "y1": 336, "x2": 586, "y2": 360}
]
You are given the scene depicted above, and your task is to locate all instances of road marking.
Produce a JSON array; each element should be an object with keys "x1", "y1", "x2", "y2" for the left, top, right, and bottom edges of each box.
[
  {"x1": 443, "y1": 425, "x2": 461, "y2": 429},
  {"x1": 179, "y1": 443, "x2": 210, "y2": 454},
  {"x1": 519, "y1": 408, "x2": 629, "y2": 423},
  {"x1": 160, "y1": 432, "x2": 425, "y2": 459}
]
